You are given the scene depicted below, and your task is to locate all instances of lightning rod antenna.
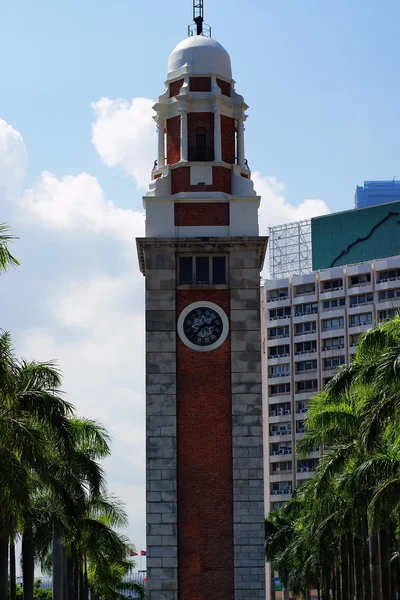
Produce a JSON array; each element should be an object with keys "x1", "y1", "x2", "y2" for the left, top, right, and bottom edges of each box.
[{"x1": 193, "y1": 1, "x2": 204, "y2": 35}]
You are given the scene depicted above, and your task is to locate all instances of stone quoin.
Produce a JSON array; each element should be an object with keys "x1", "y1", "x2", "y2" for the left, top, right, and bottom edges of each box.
[{"x1": 136, "y1": 2, "x2": 268, "y2": 598}]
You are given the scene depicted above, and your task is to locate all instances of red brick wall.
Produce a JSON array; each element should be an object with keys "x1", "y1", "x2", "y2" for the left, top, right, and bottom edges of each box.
[
  {"x1": 188, "y1": 112, "x2": 214, "y2": 160},
  {"x1": 217, "y1": 78, "x2": 231, "y2": 97},
  {"x1": 171, "y1": 166, "x2": 231, "y2": 195},
  {"x1": 221, "y1": 115, "x2": 236, "y2": 165},
  {"x1": 190, "y1": 77, "x2": 212, "y2": 92},
  {"x1": 170, "y1": 79, "x2": 184, "y2": 98},
  {"x1": 177, "y1": 289, "x2": 234, "y2": 600},
  {"x1": 174, "y1": 203, "x2": 229, "y2": 227},
  {"x1": 167, "y1": 116, "x2": 181, "y2": 165}
]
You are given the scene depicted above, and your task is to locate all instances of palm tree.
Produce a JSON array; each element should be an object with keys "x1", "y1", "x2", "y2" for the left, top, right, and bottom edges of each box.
[
  {"x1": 0, "y1": 223, "x2": 19, "y2": 272},
  {"x1": 0, "y1": 332, "x2": 74, "y2": 600}
]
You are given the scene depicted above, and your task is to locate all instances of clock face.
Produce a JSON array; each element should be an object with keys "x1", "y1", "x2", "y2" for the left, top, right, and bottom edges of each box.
[
  {"x1": 177, "y1": 301, "x2": 229, "y2": 352},
  {"x1": 183, "y1": 307, "x2": 223, "y2": 347}
]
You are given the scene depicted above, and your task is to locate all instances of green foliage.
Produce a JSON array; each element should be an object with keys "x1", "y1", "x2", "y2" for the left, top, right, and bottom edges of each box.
[
  {"x1": 1, "y1": 331, "x2": 141, "y2": 600},
  {"x1": 0, "y1": 222, "x2": 19, "y2": 272},
  {"x1": 267, "y1": 315, "x2": 400, "y2": 598},
  {"x1": 14, "y1": 581, "x2": 52, "y2": 600}
]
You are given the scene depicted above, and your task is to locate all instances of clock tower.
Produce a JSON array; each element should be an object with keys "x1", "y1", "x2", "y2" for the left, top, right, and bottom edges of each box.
[{"x1": 137, "y1": 4, "x2": 267, "y2": 599}]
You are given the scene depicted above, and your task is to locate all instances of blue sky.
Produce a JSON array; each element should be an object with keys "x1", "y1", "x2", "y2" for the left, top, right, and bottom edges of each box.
[
  {"x1": 2, "y1": 0, "x2": 400, "y2": 209},
  {"x1": 1, "y1": 0, "x2": 400, "y2": 562}
]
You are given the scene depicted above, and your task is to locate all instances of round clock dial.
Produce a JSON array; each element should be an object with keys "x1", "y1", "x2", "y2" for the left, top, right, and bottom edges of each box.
[
  {"x1": 183, "y1": 307, "x2": 223, "y2": 347},
  {"x1": 177, "y1": 301, "x2": 229, "y2": 352}
]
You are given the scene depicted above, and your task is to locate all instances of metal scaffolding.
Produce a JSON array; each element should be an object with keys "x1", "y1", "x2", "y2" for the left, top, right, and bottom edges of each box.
[{"x1": 268, "y1": 219, "x2": 312, "y2": 279}]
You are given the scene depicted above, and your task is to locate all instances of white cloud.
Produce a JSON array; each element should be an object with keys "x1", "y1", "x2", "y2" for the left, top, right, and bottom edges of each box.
[
  {"x1": 19, "y1": 171, "x2": 144, "y2": 244},
  {"x1": 91, "y1": 97, "x2": 156, "y2": 189},
  {"x1": 254, "y1": 172, "x2": 330, "y2": 233},
  {"x1": 0, "y1": 118, "x2": 28, "y2": 199},
  {"x1": 19, "y1": 273, "x2": 146, "y2": 547}
]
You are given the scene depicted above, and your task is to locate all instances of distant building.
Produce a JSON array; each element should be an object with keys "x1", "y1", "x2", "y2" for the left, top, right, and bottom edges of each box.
[
  {"x1": 312, "y1": 200, "x2": 400, "y2": 271},
  {"x1": 261, "y1": 255, "x2": 400, "y2": 516},
  {"x1": 355, "y1": 180, "x2": 400, "y2": 209}
]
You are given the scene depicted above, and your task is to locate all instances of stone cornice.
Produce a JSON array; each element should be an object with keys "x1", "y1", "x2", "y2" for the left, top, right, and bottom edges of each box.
[{"x1": 136, "y1": 236, "x2": 268, "y2": 275}]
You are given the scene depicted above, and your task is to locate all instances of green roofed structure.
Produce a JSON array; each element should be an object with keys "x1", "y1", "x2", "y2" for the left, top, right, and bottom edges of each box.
[{"x1": 312, "y1": 201, "x2": 400, "y2": 271}]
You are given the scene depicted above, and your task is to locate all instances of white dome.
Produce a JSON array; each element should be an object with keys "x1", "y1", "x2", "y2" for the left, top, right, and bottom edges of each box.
[{"x1": 167, "y1": 35, "x2": 232, "y2": 81}]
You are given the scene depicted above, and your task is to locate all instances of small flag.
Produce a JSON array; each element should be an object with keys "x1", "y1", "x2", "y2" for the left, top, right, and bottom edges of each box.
[
  {"x1": 140, "y1": 550, "x2": 147, "y2": 557},
  {"x1": 130, "y1": 551, "x2": 138, "y2": 557}
]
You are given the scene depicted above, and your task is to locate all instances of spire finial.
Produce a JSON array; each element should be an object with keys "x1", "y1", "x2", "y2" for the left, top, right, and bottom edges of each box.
[{"x1": 188, "y1": 0, "x2": 211, "y2": 37}]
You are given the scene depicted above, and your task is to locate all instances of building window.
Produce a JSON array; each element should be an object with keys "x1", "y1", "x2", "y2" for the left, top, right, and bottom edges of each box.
[
  {"x1": 296, "y1": 380, "x2": 318, "y2": 393},
  {"x1": 322, "y1": 336, "x2": 345, "y2": 350},
  {"x1": 322, "y1": 278, "x2": 343, "y2": 292},
  {"x1": 378, "y1": 309, "x2": 398, "y2": 322},
  {"x1": 295, "y1": 321, "x2": 316, "y2": 335},
  {"x1": 377, "y1": 269, "x2": 400, "y2": 283},
  {"x1": 324, "y1": 356, "x2": 345, "y2": 369},
  {"x1": 296, "y1": 401, "x2": 308, "y2": 414},
  {"x1": 269, "y1": 403, "x2": 291, "y2": 417},
  {"x1": 378, "y1": 289, "x2": 400, "y2": 301},
  {"x1": 268, "y1": 288, "x2": 289, "y2": 301},
  {"x1": 270, "y1": 442, "x2": 292, "y2": 456},
  {"x1": 350, "y1": 292, "x2": 374, "y2": 307},
  {"x1": 270, "y1": 422, "x2": 291, "y2": 437},
  {"x1": 322, "y1": 317, "x2": 344, "y2": 330},
  {"x1": 271, "y1": 461, "x2": 292, "y2": 474},
  {"x1": 295, "y1": 340, "x2": 317, "y2": 354},
  {"x1": 178, "y1": 256, "x2": 227, "y2": 285},
  {"x1": 269, "y1": 364, "x2": 290, "y2": 377},
  {"x1": 179, "y1": 256, "x2": 193, "y2": 284},
  {"x1": 269, "y1": 326, "x2": 290, "y2": 339},
  {"x1": 296, "y1": 420, "x2": 308, "y2": 433},
  {"x1": 349, "y1": 313, "x2": 373, "y2": 327},
  {"x1": 270, "y1": 383, "x2": 291, "y2": 396},
  {"x1": 269, "y1": 345, "x2": 290, "y2": 358},
  {"x1": 213, "y1": 256, "x2": 227, "y2": 284},
  {"x1": 297, "y1": 458, "x2": 318, "y2": 473},
  {"x1": 350, "y1": 273, "x2": 371, "y2": 286},
  {"x1": 295, "y1": 302, "x2": 318, "y2": 317},
  {"x1": 270, "y1": 307, "x2": 291, "y2": 320},
  {"x1": 294, "y1": 283, "x2": 315, "y2": 296},
  {"x1": 271, "y1": 483, "x2": 292, "y2": 496},
  {"x1": 322, "y1": 298, "x2": 346, "y2": 310},
  {"x1": 296, "y1": 359, "x2": 317, "y2": 372}
]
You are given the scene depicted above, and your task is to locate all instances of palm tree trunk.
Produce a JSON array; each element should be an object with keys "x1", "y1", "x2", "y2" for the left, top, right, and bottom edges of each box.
[
  {"x1": 83, "y1": 558, "x2": 88, "y2": 600},
  {"x1": 379, "y1": 528, "x2": 391, "y2": 600},
  {"x1": 10, "y1": 537, "x2": 17, "y2": 600},
  {"x1": 353, "y1": 536, "x2": 363, "y2": 600},
  {"x1": 78, "y1": 562, "x2": 84, "y2": 600},
  {"x1": 332, "y1": 569, "x2": 337, "y2": 600},
  {"x1": 369, "y1": 530, "x2": 380, "y2": 600},
  {"x1": 73, "y1": 555, "x2": 79, "y2": 600},
  {"x1": 362, "y1": 537, "x2": 371, "y2": 600},
  {"x1": 340, "y1": 536, "x2": 349, "y2": 600},
  {"x1": 269, "y1": 564, "x2": 276, "y2": 600},
  {"x1": 337, "y1": 567, "x2": 342, "y2": 600},
  {"x1": 0, "y1": 532, "x2": 9, "y2": 600},
  {"x1": 22, "y1": 526, "x2": 35, "y2": 600},
  {"x1": 283, "y1": 586, "x2": 289, "y2": 600},
  {"x1": 62, "y1": 546, "x2": 68, "y2": 600},
  {"x1": 348, "y1": 534, "x2": 354, "y2": 600},
  {"x1": 321, "y1": 573, "x2": 330, "y2": 600},
  {"x1": 67, "y1": 554, "x2": 74, "y2": 600},
  {"x1": 52, "y1": 522, "x2": 64, "y2": 600}
]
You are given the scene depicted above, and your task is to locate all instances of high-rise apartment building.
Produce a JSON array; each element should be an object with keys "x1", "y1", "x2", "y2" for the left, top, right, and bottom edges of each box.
[
  {"x1": 354, "y1": 180, "x2": 400, "y2": 209},
  {"x1": 261, "y1": 256, "x2": 400, "y2": 512}
]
